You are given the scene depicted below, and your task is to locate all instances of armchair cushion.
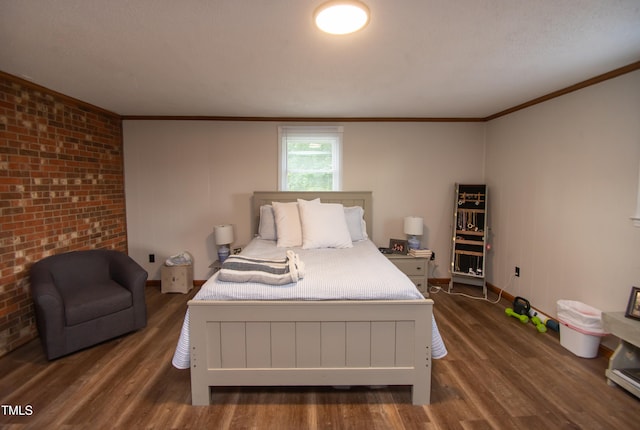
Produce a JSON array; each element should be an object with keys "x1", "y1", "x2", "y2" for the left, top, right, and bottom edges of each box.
[{"x1": 63, "y1": 280, "x2": 132, "y2": 326}]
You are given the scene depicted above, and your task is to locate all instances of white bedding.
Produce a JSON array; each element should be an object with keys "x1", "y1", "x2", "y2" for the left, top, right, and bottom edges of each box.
[{"x1": 172, "y1": 239, "x2": 447, "y2": 369}]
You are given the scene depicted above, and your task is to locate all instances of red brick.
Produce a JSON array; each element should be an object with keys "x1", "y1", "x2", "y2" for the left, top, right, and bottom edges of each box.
[{"x1": 0, "y1": 74, "x2": 126, "y2": 358}]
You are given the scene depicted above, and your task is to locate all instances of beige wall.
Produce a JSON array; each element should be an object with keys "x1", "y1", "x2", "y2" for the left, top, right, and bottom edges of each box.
[
  {"x1": 485, "y1": 70, "x2": 640, "y2": 318},
  {"x1": 123, "y1": 70, "x2": 640, "y2": 323},
  {"x1": 123, "y1": 121, "x2": 485, "y2": 280}
]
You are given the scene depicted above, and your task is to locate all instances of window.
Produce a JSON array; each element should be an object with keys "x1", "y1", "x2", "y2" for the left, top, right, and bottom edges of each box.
[{"x1": 278, "y1": 126, "x2": 343, "y2": 191}]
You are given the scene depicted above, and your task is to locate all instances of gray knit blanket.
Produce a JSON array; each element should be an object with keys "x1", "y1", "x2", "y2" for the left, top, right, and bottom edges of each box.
[{"x1": 217, "y1": 250, "x2": 305, "y2": 285}]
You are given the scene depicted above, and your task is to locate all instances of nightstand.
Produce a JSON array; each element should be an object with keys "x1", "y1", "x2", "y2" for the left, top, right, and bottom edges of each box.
[
  {"x1": 209, "y1": 260, "x2": 223, "y2": 274},
  {"x1": 386, "y1": 254, "x2": 428, "y2": 297},
  {"x1": 602, "y1": 312, "x2": 640, "y2": 398},
  {"x1": 161, "y1": 264, "x2": 194, "y2": 294}
]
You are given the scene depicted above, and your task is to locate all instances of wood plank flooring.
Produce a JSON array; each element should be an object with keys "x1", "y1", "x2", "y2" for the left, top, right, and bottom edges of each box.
[{"x1": 1, "y1": 284, "x2": 638, "y2": 429}]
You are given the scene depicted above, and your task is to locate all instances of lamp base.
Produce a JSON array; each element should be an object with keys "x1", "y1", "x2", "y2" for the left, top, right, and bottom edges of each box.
[
  {"x1": 407, "y1": 236, "x2": 420, "y2": 250},
  {"x1": 217, "y1": 245, "x2": 230, "y2": 263}
]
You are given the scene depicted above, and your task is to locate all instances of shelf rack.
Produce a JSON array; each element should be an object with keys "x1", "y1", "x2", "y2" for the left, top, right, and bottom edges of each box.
[{"x1": 449, "y1": 184, "x2": 488, "y2": 298}]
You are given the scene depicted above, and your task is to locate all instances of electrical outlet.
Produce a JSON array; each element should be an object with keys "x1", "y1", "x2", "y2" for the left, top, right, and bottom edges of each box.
[
  {"x1": 515, "y1": 266, "x2": 520, "y2": 277},
  {"x1": 149, "y1": 254, "x2": 155, "y2": 263}
]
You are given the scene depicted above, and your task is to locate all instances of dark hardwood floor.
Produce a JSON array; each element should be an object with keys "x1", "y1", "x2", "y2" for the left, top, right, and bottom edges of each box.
[{"x1": 1, "y1": 284, "x2": 638, "y2": 429}]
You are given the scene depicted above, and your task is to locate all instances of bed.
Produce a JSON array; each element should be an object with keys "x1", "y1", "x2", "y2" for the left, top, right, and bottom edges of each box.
[{"x1": 172, "y1": 191, "x2": 444, "y2": 405}]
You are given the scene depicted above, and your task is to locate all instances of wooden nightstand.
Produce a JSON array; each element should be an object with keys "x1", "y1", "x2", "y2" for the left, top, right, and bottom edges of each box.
[
  {"x1": 386, "y1": 254, "x2": 428, "y2": 297},
  {"x1": 161, "y1": 264, "x2": 194, "y2": 294}
]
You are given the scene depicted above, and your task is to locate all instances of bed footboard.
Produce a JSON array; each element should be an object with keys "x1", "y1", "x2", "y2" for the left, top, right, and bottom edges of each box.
[{"x1": 188, "y1": 299, "x2": 433, "y2": 405}]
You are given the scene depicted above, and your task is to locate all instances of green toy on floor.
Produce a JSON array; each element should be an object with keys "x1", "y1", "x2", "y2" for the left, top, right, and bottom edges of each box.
[{"x1": 505, "y1": 296, "x2": 547, "y2": 332}]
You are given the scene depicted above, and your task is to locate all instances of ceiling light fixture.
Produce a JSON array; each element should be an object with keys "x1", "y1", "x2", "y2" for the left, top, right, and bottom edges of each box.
[{"x1": 314, "y1": 1, "x2": 370, "y2": 35}]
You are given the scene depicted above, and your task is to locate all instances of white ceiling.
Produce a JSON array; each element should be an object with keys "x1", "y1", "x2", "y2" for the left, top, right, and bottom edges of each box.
[{"x1": 1, "y1": 0, "x2": 639, "y2": 119}]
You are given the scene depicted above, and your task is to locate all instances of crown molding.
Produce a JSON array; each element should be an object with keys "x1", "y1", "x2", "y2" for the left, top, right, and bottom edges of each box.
[
  {"x1": 120, "y1": 115, "x2": 485, "y2": 122},
  {"x1": 484, "y1": 60, "x2": 640, "y2": 121}
]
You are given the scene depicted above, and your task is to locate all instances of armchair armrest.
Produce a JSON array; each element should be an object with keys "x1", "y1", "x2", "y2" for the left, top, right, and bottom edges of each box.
[
  {"x1": 30, "y1": 263, "x2": 64, "y2": 313},
  {"x1": 31, "y1": 280, "x2": 65, "y2": 322},
  {"x1": 108, "y1": 251, "x2": 148, "y2": 292},
  {"x1": 107, "y1": 251, "x2": 148, "y2": 329},
  {"x1": 29, "y1": 264, "x2": 66, "y2": 359}
]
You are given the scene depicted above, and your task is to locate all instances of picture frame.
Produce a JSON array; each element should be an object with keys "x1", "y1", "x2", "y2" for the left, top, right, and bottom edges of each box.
[
  {"x1": 625, "y1": 286, "x2": 640, "y2": 320},
  {"x1": 389, "y1": 239, "x2": 408, "y2": 255}
]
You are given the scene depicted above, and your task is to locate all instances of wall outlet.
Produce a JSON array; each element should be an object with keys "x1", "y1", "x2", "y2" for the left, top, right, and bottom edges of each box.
[
  {"x1": 149, "y1": 254, "x2": 155, "y2": 263},
  {"x1": 515, "y1": 266, "x2": 520, "y2": 277}
]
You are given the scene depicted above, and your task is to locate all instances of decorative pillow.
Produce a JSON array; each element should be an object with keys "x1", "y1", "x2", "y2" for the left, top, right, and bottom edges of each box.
[
  {"x1": 297, "y1": 198, "x2": 321, "y2": 207},
  {"x1": 344, "y1": 206, "x2": 368, "y2": 241},
  {"x1": 272, "y1": 201, "x2": 303, "y2": 247},
  {"x1": 298, "y1": 200, "x2": 353, "y2": 249},
  {"x1": 258, "y1": 205, "x2": 276, "y2": 240}
]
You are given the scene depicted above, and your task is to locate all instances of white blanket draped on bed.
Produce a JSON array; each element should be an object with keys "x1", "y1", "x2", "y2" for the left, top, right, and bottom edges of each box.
[
  {"x1": 172, "y1": 239, "x2": 447, "y2": 369},
  {"x1": 218, "y1": 250, "x2": 305, "y2": 285}
]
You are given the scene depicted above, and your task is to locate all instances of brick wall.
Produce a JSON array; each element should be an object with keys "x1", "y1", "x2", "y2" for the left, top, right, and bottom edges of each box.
[{"x1": 0, "y1": 73, "x2": 126, "y2": 357}]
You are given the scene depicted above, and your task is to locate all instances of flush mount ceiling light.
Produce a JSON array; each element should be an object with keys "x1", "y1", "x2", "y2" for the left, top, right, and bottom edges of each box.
[{"x1": 314, "y1": 1, "x2": 370, "y2": 35}]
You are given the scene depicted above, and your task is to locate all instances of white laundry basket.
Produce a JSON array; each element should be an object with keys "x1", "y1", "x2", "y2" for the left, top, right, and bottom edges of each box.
[{"x1": 557, "y1": 300, "x2": 606, "y2": 358}]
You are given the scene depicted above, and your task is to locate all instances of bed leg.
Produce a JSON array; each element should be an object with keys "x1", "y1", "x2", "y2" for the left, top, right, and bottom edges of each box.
[
  {"x1": 411, "y1": 382, "x2": 430, "y2": 406},
  {"x1": 191, "y1": 385, "x2": 211, "y2": 406}
]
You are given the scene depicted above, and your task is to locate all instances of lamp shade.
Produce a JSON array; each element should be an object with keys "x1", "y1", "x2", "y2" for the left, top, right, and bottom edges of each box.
[
  {"x1": 214, "y1": 224, "x2": 234, "y2": 245},
  {"x1": 404, "y1": 216, "x2": 424, "y2": 236}
]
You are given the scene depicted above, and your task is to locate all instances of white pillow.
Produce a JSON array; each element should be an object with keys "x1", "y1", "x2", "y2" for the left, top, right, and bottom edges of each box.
[
  {"x1": 298, "y1": 200, "x2": 353, "y2": 249},
  {"x1": 298, "y1": 197, "x2": 320, "y2": 205},
  {"x1": 272, "y1": 201, "x2": 303, "y2": 247},
  {"x1": 344, "y1": 206, "x2": 368, "y2": 241},
  {"x1": 258, "y1": 205, "x2": 276, "y2": 240}
]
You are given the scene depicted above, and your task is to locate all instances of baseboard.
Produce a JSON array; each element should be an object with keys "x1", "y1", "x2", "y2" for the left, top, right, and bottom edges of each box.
[
  {"x1": 427, "y1": 278, "x2": 450, "y2": 286},
  {"x1": 486, "y1": 281, "x2": 514, "y2": 302}
]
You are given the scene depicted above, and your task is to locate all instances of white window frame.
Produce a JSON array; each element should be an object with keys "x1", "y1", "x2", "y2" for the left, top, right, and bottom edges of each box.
[{"x1": 278, "y1": 125, "x2": 343, "y2": 191}]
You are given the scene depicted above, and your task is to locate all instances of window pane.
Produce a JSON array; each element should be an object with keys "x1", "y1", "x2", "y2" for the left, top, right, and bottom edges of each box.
[
  {"x1": 278, "y1": 126, "x2": 342, "y2": 191},
  {"x1": 287, "y1": 172, "x2": 333, "y2": 191},
  {"x1": 286, "y1": 140, "x2": 334, "y2": 190},
  {"x1": 288, "y1": 141, "x2": 333, "y2": 172}
]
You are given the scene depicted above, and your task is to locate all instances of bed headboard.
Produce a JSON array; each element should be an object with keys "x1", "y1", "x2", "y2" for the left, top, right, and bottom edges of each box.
[{"x1": 252, "y1": 191, "x2": 373, "y2": 238}]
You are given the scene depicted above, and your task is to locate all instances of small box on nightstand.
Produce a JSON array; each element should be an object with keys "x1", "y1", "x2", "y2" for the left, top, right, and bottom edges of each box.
[{"x1": 161, "y1": 264, "x2": 194, "y2": 294}]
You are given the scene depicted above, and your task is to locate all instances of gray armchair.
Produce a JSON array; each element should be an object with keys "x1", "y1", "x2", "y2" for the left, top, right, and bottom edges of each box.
[{"x1": 30, "y1": 249, "x2": 148, "y2": 360}]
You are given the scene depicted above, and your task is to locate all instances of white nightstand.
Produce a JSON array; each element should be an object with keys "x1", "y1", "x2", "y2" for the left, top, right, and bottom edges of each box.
[
  {"x1": 385, "y1": 254, "x2": 428, "y2": 297},
  {"x1": 602, "y1": 312, "x2": 640, "y2": 398},
  {"x1": 161, "y1": 264, "x2": 194, "y2": 294}
]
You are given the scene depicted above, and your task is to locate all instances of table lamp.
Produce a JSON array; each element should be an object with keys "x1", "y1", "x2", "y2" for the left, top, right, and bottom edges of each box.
[
  {"x1": 404, "y1": 216, "x2": 424, "y2": 250},
  {"x1": 214, "y1": 224, "x2": 234, "y2": 262}
]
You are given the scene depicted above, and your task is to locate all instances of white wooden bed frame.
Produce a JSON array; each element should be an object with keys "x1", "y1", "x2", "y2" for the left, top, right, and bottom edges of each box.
[{"x1": 188, "y1": 191, "x2": 434, "y2": 405}]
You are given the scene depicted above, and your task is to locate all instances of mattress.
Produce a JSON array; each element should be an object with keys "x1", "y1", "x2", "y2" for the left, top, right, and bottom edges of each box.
[
  {"x1": 172, "y1": 239, "x2": 447, "y2": 368},
  {"x1": 198, "y1": 238, "x2": 425, "y2": 301}
]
